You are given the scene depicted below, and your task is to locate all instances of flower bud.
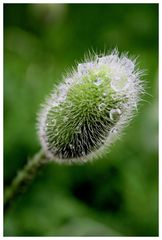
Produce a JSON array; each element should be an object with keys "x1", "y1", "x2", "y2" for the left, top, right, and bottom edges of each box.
[{"x1": 38, "y1": 51, "x2": 143, "y2": 163}]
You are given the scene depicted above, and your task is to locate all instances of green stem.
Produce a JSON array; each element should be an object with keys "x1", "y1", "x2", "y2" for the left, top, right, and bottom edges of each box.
[{"x1": 4, "y1": 149, "x2": 47, "y2": 213}]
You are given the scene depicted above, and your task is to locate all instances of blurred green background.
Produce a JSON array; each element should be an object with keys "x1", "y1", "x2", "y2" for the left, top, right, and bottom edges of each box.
[{"x1": 4, "y1": 3, "x2": 158, "y2": 236}]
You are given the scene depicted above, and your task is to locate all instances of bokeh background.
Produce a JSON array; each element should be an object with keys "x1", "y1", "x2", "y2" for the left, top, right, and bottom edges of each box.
[{"x1": 4, "y1": 3, "x2": 158, "y2": 236}]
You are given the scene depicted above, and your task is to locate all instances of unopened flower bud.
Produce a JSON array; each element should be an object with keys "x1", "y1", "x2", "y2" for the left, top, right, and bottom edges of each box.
[{"x1": 38, "y1": 51, "x2": 143, "y2": 164}]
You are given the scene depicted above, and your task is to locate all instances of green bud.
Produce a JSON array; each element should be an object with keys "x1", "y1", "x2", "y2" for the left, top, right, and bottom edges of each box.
[{"x1": 38, "y1": 51, "x2": 143, "y2": 163}]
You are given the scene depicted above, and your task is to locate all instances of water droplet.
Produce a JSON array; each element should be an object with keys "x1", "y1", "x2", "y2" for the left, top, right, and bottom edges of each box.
[
  {"x1": 98, "y1": 56, "x2": 108, "y2": 64},
  {"x1": 108, "y1": 54, "x2": 119, "y2": 63},
  {"x1": 98, "y1": 103, "x2": 106, "y2": 111},
  {"x1": 109, "y1": 109, "x2": 121, "y2": 121},
  {"x1": 78, "y1": 62, "x2": 93, "y2": 75},
  {"x1": 121, "y1": 57, "x2": 134, "y2": 74},
  {"x1": 87, "y1": 62, "x2": 94, "y2": 69},
  {"x1": 111, "y1": 75, "x2": 129, "y2": 92},
  {"x1": 65, "y1": 78, "x2": 72, "y2": 85},
  {"x1": 111, "y1": 127, "x2": 118, "y2": 134},
  {"x1": 78, "y1": 63, "x2": 86, "y2": 74},
  {"x1": 98, "y1": 55, "x2": 119, "y2": 65},
  {"x1": 94, "y1": 78, "x2": 102, "y2": 86}
]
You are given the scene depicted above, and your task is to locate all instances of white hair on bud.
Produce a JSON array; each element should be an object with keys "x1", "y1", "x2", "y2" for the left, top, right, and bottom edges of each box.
[{"x1": 37, "y1": 50, "x2": 144, "y2": 164}]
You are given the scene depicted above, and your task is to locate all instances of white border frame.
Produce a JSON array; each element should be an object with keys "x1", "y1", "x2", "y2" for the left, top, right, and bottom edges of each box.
[{"x1": 1, "y1": 1, "x2": 160, "y2": 239}]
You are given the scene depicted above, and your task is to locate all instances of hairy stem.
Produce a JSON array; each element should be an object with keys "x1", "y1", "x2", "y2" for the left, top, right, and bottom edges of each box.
[{"x1": 4, "y1": 150, "x2": 47, "y2": 213}]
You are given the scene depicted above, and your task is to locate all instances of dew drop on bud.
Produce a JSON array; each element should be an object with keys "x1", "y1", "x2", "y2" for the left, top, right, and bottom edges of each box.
[
  {"x1": 108, "y1": 54, "x2": 119, "y2": 63},
  {"x1": 98, "y1": 56, "x2": 108, "y2": 64},
  {"x1": 78, "y1": 63, "x2": 87, "y2": 75},
  {"x1": 65, "y1": 78, "x2": 72, "y2": 85},
  {"x1": 121, "y1": 57, "x2": 134, "y2": 74},
  {"x1": 94, "y1": 78, "x2": 102, "y2": 86},
  {"x1": 110, "y1": 127, "x2": 118, "y2": 134},
  {"x1": 98, "y1": 103, "x2": 106, "y2": 111},
  {"x1": 111, "y1": 75, "x2": 129, "y2": 92},
  {"x1": 78, "y1": 62, "x2": 93, "y2": 75},
  {"x1": 109, "y1": 109, "x2": 121, "y2": 121}
]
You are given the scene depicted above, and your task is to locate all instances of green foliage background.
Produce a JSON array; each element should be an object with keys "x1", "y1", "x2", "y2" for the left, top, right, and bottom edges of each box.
[{"x1": 4, "y1": 3, "x2": 158, "y2": 236}]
